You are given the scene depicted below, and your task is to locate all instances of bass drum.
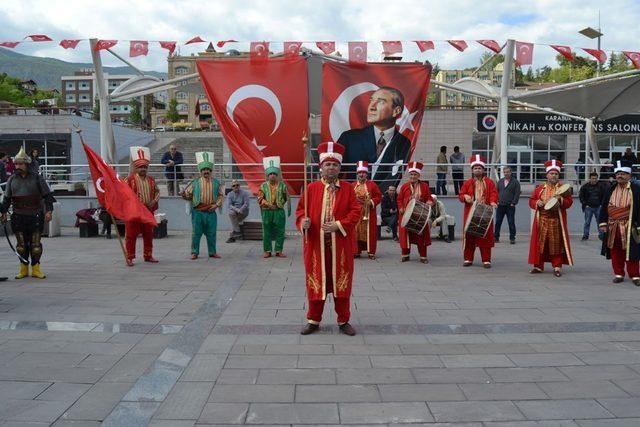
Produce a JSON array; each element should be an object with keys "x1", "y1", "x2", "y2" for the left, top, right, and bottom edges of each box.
[
  {"x1": 401, "y1": 199, "x2": 431, "y2": 235},
  {"x1": 464, "y1": 201, "x2": 494, "y2": 238}
]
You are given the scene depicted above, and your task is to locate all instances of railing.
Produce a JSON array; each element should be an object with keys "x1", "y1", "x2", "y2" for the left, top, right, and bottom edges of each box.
[{"x1": 36, "y1": 162, "x2": 626, "y2": 196}]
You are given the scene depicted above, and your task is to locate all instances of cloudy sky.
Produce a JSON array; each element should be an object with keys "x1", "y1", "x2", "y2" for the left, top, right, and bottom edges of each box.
[{"x1": 1, "y1": 0, "x2": 637, "y2": 72}]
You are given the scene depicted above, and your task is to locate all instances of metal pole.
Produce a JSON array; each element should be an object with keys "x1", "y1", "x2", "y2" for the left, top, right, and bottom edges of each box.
[
  {"x1": 89, "y1": 38, "x2": 116, "y2": 163},
  {"x1": 495, "y1": 39, "x2": 515, "y2": 178},
  {"x1": 597, "y1": 11, "x2": 601, "y2": 78}
]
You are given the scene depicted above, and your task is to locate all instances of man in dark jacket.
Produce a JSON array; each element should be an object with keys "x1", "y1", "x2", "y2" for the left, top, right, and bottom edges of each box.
[
  {"x1": 494, "y1": 166, "x2": 521, "y2": 244},
  {"x1": 161, "y1": 144, "x2": 184, "y2": 196},
  {"x1": 380, "y1": 185, "x2": 399, "y2": 241},
  {"x1": 598, "y1": 160, "x2": 640, "y2": 285},
  {"x1": 579, "y1": 172, "x2": 608, "y2": 240}
]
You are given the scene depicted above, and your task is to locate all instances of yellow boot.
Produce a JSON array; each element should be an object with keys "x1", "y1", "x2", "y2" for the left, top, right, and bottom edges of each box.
[
  {"x1": 31, "y1": 263, "x2": 46, "y2": 279},
  {"x1": 15, "y1": 263, "x2": 29, "y2": 279}
]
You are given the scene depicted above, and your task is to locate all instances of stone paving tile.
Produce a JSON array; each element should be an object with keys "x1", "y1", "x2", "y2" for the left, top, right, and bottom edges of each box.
[
  {"x1": 459, "y1": 383, "x2": 548, "y2": 401},
  {"x1": 179, "y1": 354, "x2": 226, "y2": 382},
  {"x1": 153, "y1": 381, "x2": 213, "y2": 420},
  {"x1": 440, "y1": 354, "x2": 515, "y2": 368},
  {"x1": 246, "y1": 403, "x2": 339, "y2": 424},
  {"x1": 257, "y1": 369, "x2": 335, "y2": 385},
  {"x1": 299, "y1": 355, "x2": 372, "y2": 368},
  {"x1": 217, "y1": 369, "x2": 259, "y2": 385},
  {"x1": 0, "y1": 381, "x2": 51, "y2": 400},
  {"x1": 577, "y1": 419, "x2": 640, "y2": 427},
  {"x1": 412, "y1": 367, "x2": 492, "y2": 383},
  {"x1": 574, "y1": 351, "x2": 640, "y2": 365},
  {"x1": 209, "y1": 385, "x2": 294, "y2": 403},
  {"x1": 515, "y1": 399, "x2": 614, "y2": 420},
  {"x1": 429, "y1": 401, "x2": 524, "y2": 422},
  {"x1": 100, "y1": 353, "x2": 158, "y2": 383},
  {"x1": 336, "y1": 368, "x2": 415, "y2": 384},
  {"x1": 34, "y1": 382, "x2": 91, "y2": 402},
  {"x1": 264, "y1": 344, "x2": 333, "y2": 355},
  {"x1": 333, "y1": 344, "x2": 401, "y2": 355},
  {"x1": 558, "y1": 365, "x2": 640, "y2": 381},
  {"x1": 399, "y1": 343, "x2": 467, "y2": 355},
  {"x1": 596, "y1": 397, "x2": 640, "y2": 417},
  {"x1": 370, "y1": 355, "x2": 441, "y2": 368},
  {"x1": 225, "y1": 355, "x2": 298, "y2": 369},
  {"x1": 507, "y1": 353, "x2": 586, "y2": 367},
  {"x1": 61, "y1": 382, "x2": 133, "y2": 422},
  {"x1": 2, "y1": 399, "x2": 71, "y2": 423},
  {"x1": 538, "y1": 381, "x2": 630, "y2": 399},
  {"x1": 484, "y1": 421, "x2": 580, "y2": 426},
  {"x1": 339, "y1": 402, "x2": 433, "y2": 424},
  {"x1": 378, "y1": 383, "x2": 465, "y2": 401},
  {"x1": 486, "y1": 367, "x2": 570, "y2": 383},
  {"x1": 295, "y1": 385, "x2": 380, "y2": 402}
]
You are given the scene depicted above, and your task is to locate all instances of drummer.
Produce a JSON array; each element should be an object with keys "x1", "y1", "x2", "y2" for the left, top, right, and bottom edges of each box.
[
  {"x1": 398, "y1": 161, "x2": 433, "y2": 264},
  {"x1": 528, "y1": 159, "x2": 573, "y2": 277},
  {"x1": 459, "y1": 155, "x2": 498, "y2": 268}
]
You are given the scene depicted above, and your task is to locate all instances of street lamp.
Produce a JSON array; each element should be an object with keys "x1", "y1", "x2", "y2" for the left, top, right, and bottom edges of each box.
[{"x1": 579, "y1": 26, "x2": 604, "y2": 77}]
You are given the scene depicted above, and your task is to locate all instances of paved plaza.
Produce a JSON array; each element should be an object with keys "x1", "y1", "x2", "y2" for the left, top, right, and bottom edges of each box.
[{"x1": 1, "y1": 229, "x2": 640, "y2": 425}]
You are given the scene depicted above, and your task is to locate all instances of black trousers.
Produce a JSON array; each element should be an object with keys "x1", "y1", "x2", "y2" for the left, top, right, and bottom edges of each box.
[
  {"x1": 11, "y1": 212, "x2": 44, "y2": 266},
  {"x1": 452, "y1": 171, "x2": 464, "y2": 195},
  {"x1": 381, "y1": 214, "x2": 398, "y2": 238}
]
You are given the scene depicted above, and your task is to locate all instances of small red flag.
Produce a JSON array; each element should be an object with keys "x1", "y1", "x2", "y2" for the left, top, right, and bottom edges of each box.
[
  {"x1": 159, "y1": 41, "x2": 176, "y2": 55},
  {"x1": 283, "y1": 41, "x2": 302, "y2": 57},
  {"x1": 477, "y1": 40, "x2": 502, "y2": 54},
  {"x1": 447, "y1": 40, "x2": 468, "y2": 52},
  {"x1": 93, "y1": 40, "x2": 117, "y2": 51},
  {"x1": 414, "y1": 40, "x2": 434, "y2": 52},
  {"x1": 0, "y1": 41, "x2": 19, "y2": 48},
  {"x1": 129, "y1": 40, "x2": 149, "y2": 57},
  {"x1": 250, "y1": 41, "x2": 270, "y2": 61},
  {"x1": 27, "y1": 34, "x2": 52, "y2": 42},
  {"x1": 315, "y1": 41, "x2": 336, "y2": 54},
  {"x1": 185, "y1": 36, "x2": 205, "y2": 45},
  {"x1": 583, "y1": 48, "x2": 607, "y2": 64},
  {"x1": 348, "y1": 41, "x2": 367, "y2": 63},
  {"x1": 82, "y1": 142, "x2": 157, "y2": 227},
  {"x1": 60, "y1": 39, "x2": 81, "y2": 49},
  {"x1": 381, "y1": 41, "x2": 403, "y2": 55},
  {"x1": 623, "y1": 51, "x2": 640, "y2": 69},
  {"x1": 550, "y1": 45, "x2": 574, "y2": 62},
  {"x1": 515, "y1": 41, "x2": 534, "y2": 66},
  {"x1": 216, "y1": 39, "x2": 237, "y2": 48}
]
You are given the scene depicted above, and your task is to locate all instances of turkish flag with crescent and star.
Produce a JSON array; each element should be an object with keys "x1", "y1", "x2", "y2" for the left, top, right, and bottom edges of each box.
[
  {"x1": 623, "y1": 51, "x2": 640, "y2": 69},
  {"x1": 129, "y1": 40, "x2": 149, "y2": 57},
  {"x1": 82, "y1": 142, "x2": 157, "y2": 226},
  {"x1": 321, "y1": 62, "x2": 431, "y2": 190},
  {"x1": 196, "y1": 56, "x2": 308, "y2": 194},
  {"x1": 551, "y1": 45, "x2": 574, "y2": 62},
  {"x1": 515, "y1": 41, "x2": 534, "y2": 66}
]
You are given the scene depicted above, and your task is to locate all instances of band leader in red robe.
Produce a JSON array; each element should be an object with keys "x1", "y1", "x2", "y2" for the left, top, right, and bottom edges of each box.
[
  {"x1": 352, "y1": 161, "x2": 382, "y2": 259},
  {"x1": 528, "y1": 160, "x2": 573, "y2": 277},
  {"x1": 296, "y1": 142, "x2": 361, "y2": 336},
  {"x1": 459, "y1": 155, "x2": 498, "y2": 267},
  {"x1": 398, "y1": 162, "x2": 433, "y2": 263}
]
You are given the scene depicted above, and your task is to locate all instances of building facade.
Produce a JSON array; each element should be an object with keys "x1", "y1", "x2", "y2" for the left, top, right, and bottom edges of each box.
[
  {"x1": 61, "y1": 70, "x2": 135, "y2": 120},
  {"x1": 433, "y1": 63, "x2": 515, "y2": 107}
]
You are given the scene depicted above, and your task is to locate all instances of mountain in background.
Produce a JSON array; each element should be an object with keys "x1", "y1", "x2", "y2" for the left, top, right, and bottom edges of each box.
[{"x1": 0, "y1": 48, "x2": 167, "y2": 90}]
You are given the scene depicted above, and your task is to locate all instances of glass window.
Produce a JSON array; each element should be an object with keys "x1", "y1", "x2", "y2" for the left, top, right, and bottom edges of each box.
[
  {"x1": 198, "y1": 94, "x2": 207, "y2": 100},
  {"x1": 176, "y1": 91, "x2": 187, "y2": 100},
  {"x1": 613, "y1": 135, "x2": 634, "y2": 148},
  {"x1": 79, "y1": 82, "x2": 90, "y2": 90},
  {"x1": 79, "y1": 94, "x2": 90, "y2": 102},
  {"x1": 549, "y1": 135, "x2": 566, "y2": 150},
  {"x1": 177, "y1": 103, "x2": 188, "y2": 112},
  {"x1": 508, "y1": 134, "x2": 529, "y2": 148},
  {"x1": 66, "y1": 94, "x2": 75, "y2": 102},
  {"x1": 532, "y1": 135, "x2": 548, "y2": 151},
  {"x1": 175, "y1": 66, "x2": 189, "y2": 75},
  {"x1": 597, "y1": 136, "x2": 611, "y2": 151},
  {"x1": 201, "y1": 103, "x2": 210, "y2": 111},
  {"x1": 65, "y1": 82, "x2": 75, "y2": 90}
]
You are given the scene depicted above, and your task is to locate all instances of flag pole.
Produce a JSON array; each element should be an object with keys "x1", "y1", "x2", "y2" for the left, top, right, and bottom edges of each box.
[
  {"x1": 109, "y1": 213, "x2": 128, "y2": 264},
  {"x1": 301, "y1": 131, "x2": 309, "y2": 243},
  {"x1": 73, "y1": 123, "x2": 129, "y2": 265}
]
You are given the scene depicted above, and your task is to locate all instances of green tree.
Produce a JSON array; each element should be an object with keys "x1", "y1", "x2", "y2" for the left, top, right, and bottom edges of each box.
[
  {"x1": 92, "y1": 98, "x2": 100, "y2": 120},
  {"x1": 166, "y1": 98, "x2": 180, "y2": 123},
  {"x1": 129, "y1": 98, "x2": 142, "y2": 124},
  {"x1": 479, "y1": 52, "x2": 505, "y2": 70},
  {"x1": 525, "y1": 67, "x2": 534, "y2": 81}
]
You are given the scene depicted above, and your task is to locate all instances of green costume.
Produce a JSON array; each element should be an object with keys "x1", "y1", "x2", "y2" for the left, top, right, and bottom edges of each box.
[
  {"x1": 259, "y1": 181, "x2": 291, "y2": 253},
  {"x1": 186, "y1": 152, "x2": 221, "y2": 256}
]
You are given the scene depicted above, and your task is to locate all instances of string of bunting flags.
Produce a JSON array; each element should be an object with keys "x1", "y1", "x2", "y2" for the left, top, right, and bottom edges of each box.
[{"x1": 2, "y1": 34, "x2": 640, "y2": 68}]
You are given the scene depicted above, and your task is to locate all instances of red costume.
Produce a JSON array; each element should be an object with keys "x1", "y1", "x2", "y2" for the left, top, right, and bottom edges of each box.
[
  {"x1": 459, "y1": 156, "x2": 498, "y2": 264},
  {"x1": 352, "y1": 162, "x2": 382, "y2": 257},
  {"x1": 125, "y1": 147, "x2": 159, "y2": 264},
  {"x1": 398, "y1": 162, "x2": 433, "y2": 261},
  {"x1": 528, "y1": 160, "x2": 573, "y2": 270},
  {"x1": 296, "y1": 142, "x2": 361, "y2": 326}
]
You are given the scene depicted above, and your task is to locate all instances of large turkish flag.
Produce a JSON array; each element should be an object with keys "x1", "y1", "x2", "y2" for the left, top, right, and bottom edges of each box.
[
  {"x1": 197, "y1": 57, "x2": 309, "y2": 193},
  {"x1": 321, "y1": 62, "x2": 431, "y2": 192}
]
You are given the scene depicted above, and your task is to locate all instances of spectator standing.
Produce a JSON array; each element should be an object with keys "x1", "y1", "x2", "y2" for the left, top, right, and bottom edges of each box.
[
  {"x1": 381, "y1": 185, "x2": 399, "y2": 241},
  {"x1": 29, "y1": 149, "x2": 41, "y2": 175},
  {"x1": 579, "y1": 172, "x2": 608, "y2": 240},
  {"x1": 160, "y1": 144, "x2": 184, "y2": 196},
  {"x1": 494, "y1": 166, "x2": 521, "y2": 244},
  {"x1": 436, "y1": 145, "x2": 448, "y2": 195},
  {"x1": 449, "y1": 146, "x2": 465, "y2": 195}
]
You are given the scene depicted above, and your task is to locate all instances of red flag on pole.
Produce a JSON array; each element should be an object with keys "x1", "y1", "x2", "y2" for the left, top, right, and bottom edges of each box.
[
  {"x1": 550, "y1": 45, "x2": 574, "y2": 62},
  {"x1": 316, "y1": 41, "x2": 336, "y2": 54},
  {"x1": 515, "y1": 41, "x2": 534, "y2": 66},
  {"x1": 414, "y1": 40, "x2": 434, "y2": 52},
  {"x1": 129, "y1": 40, "x2": 149, "y2": 57},
  {"x1": 447, "y1": 40, "x2": 468, "y2": 52},
  {"x1": 60, "y1": 39, "x2": 81, "y2": 49},
  {"x1": 583, "y1": 48, "x2": 607, "y2": 64},
  {"x1": 217, "y1": 40, "x2": 237, "y2": 48},
  {"x1": 159, "y1": 41, "x2": 176, "y2": 55},
  {"x1": 27, "y1": 34, "x2": 52, "y2": 42},
  {"x1": 283, "y1": 41, "x2": 302, "y2": 57},
  {"x1": 381, "y1": 41, "x2": 403, "y2": 55},
  {"x1": 623, "y1": 51, "x2": 640, "y2": 69},
  {"x1": 196, "y1": 57, "x2": 309, "y2": 193},
  {"x1": 82, "y1": 142, "x2": 157, "y2": 226},
  {"x1": 0, "y1": 41, "x2": 19, "y2": 48},
  {"x1": 250, "y1": 41, "x2": 270, "y2": 61},
  {"x1": 348, "y1": 41, "x2": 368, "y2": 63},
  {"x1": 477, "y1": 40, "x2": 502, "y2": 53},
  {"x1": 93, "y1": 40, "x2": 117, "y2": 51},
  {"x1": 185, "y1": 36, "x2": 206, "y2": 45}
]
